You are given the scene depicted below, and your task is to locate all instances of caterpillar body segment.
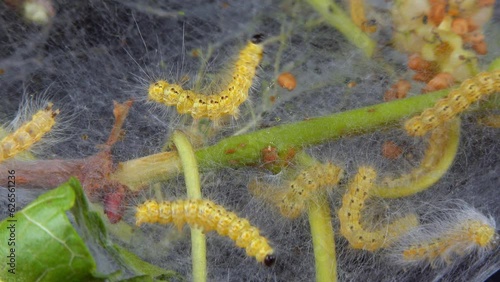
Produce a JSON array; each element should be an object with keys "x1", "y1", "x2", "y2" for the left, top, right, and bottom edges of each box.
[
  {"x1": 391, "y1": 207, "x2": 498, "y2": 268},
  {"x1": 148, "y1": 34, "x2": 264, "y2": 121},
  {"x1": 402, "y1": 220, "x2": 496, "y2": 265},
  {"x1": 250, "y1": 162, "x2": 344, "y2": 219},
  {"x1": 0, "y1": 103, "x2": 59, "y2": 162},
  {"x1": 135, "y1": 199, "x2": 276, "y2": 266},
  {"x1": 405, "y1": 69, "x2": 500, "y2": 136},
  {"x1": 338, "y1": 167, "x2": 419, "y2": 251},
  {"x1": 349, "y1": 0, "x2": 377, "y2": 33},
  {"x1": 420, "y1": 123, "x2": 450, "y2": 168},
  {"x1": 281, "y1": 163, "x2": 344, "y2": 218}
]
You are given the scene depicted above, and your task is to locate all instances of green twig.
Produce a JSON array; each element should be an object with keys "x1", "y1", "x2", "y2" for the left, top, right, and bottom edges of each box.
[
  {"x1": 373, "y1": 118, "x2": 461, "y2": 198},
  {"x1": 305, "y1": 0, "x2": 376, "y2": 57},
  {"x1": 172, "y1": 130, "x2": 206, "y2": 282},
  {"x1": 113, "y1": 56, "x2": 500, "y2": 190},
  {"x1": 195, "y1": 89, "x2": 450, "y2": 169},
  {"x1": 296, "y1": 152, "x2": 338, "y2": 282},
  {"x1": 488, "y1": 57, "x2": 500, "y2": 71},
  {"x1": 308, "y1": 196, "x2": 337, "y2": 282},
  {"x1": 113, "y1": 88, "x2": 451, "y2": 190}
]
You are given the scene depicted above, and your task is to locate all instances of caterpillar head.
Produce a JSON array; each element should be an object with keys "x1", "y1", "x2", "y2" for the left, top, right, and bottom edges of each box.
[
  {"x1": 148, "y1": 80, "x2": 170, "y2": 102},
  {"x1": 251, "y1": 33, "x2": 265, "y2": 44},
  {"x1": 264, "y1": 254, "x2": 276, "y2": 267},
  {"x1": 466, "y1": 220, "x2": 497, "y2": 247}
]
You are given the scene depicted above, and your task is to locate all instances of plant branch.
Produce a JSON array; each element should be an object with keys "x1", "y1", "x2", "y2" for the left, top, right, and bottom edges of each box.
[
  {"x1": 172, "y1": 131, "x2": 207, "y2": 282},
  {"x1": 373, "y1": 118, "x2": 461, "y2": 198},
  {"x1": 305, "y1": 0, "x2": 376, "y2": 57},
  {"x1": 308, "y1": 196, "x2": 337, "y2": 282},
  {"x1": 296, "y1": 151, "x2": 338, "y2": 282},
  {"x1": 113, "y1": 88, "x2": 450, "y2": 190}
]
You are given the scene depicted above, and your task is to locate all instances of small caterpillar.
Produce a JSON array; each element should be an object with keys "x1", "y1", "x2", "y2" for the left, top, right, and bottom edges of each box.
[
  {"x1": 349, "y1": 0, "x2": 377, "y2": 33},
  {"x1": 135, "y1": 199, "x2": 276, "y2": 266},
  {"x1": 249, "y1": 163, "x2": 344, "y2": 219},
  {"x1": 0, "y1": 103, "x2": 59, "y2": 162},
  {"x1": 148, "y1": 34, "x2": 264, "y2": 121},
  {"x1": 405, "y1": 69, "x2": 500, "y2": 136},
  {"x1": 390, "y1": 206, "x2": 497, "y2": 268},
  {"x1": 338, "y1": 166, "x2": 419, "y2": 251}
]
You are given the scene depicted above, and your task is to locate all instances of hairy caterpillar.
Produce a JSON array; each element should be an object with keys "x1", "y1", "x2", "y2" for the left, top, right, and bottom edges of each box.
[
  {"x1": 349, "y1": 0, "x2": 377, "y2": 33},
  {"x1": 374, "y1": 119, "x2": 460, "y2": 198},
  {"x1": 135, "y1": 199, "x2": 276, "y2": 266},
  {"x1": 0, "y1": 102, "x2": 59, "y2": 162},
  {"x1": 405, "y1": 69, "x2": 500, "y2": 136},
  {"x1": 249, "y1": 163, "x2": 344, "y2": 218},
  {"x1": 389, "y1": 206, "x2": 497, "y2": 268},
  {"x1": 148, "y1": 34, "x2": 264, "y2": 121},
  {"x1": 338, "y1": 166, "x2": 419, "y2": 251}
]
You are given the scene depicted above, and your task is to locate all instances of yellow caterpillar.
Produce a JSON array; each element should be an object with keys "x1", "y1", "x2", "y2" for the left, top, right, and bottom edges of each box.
[
  {"x1": 405, "y1": 69, "x2": 500, "y2": 136},
  {"x1": 391, "y1": 207, "x2": 497, "y2": 267},
  {"x1": 249, "y1": 163, "x2": 344, "y2": 218},
  {"x1": 135, "y1": 199, "x2": 276, "y2": 266},
  {"x1": 403, "y1": 220, "x2": 496, "y2": 266},
  {"x1": 349, "y1": 0, "x2": 377, "y2": 33},
  {"x1": 0, "y1": 103, "x2": 59, "y2": 162},
  {"x1": 338, "y1": 166, "x2": 418, "y2": 251},
  {"x1": 148, "y1": 34, "x2": 264, "y2": 121}
]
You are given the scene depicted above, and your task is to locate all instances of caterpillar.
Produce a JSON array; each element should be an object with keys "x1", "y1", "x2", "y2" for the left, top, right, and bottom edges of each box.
[
  {"x1": 0, "y1": 102, "x2": 59, "y2": 163},
  {"x1": 374, "y1": 119, "x2": 460, "y2": 198},
  {"x1": 135, "y1": 199, "x2": 276, "y2": 266},
  {"x1": 349, "y1": 0, "x2": 377, "y2": 33},
  {"x1": 148, "y1": 34, "x2": 264, "y2": 121},
  {"x1": 405, "y1": 69, "x2": 500, "y2": 136},
  {"x1": 338, "y1": 166, "x2": 419, "y2": 251},
  {"x1": 389, "y1": 206, "x2": 497, "y2": 268},
  {"x1": 249, "y1": 162, "x2": 344, "y2": 219}
]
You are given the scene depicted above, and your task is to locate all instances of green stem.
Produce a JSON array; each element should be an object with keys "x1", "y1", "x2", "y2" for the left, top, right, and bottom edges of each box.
[
  {"x1": 172, "y1": 131, "x2": 206, "y2": 282},
  {"x1": 111, "y1": 58, "x2": 500, "y2": 191},
  {"x1": 373, "y1": 118, "x2": 461, "y2": 198},
  {"x1": 113, "y1": 88, "x2": 450, "y2": 190},
  {"x1": 297, "y1": 151, "x2": 338, "y2": 282},
  {"x1": 308, "y1": 196, "x2": 337, "y2": 282},
  {"x1": 305, "y1": 0, "x2": 376, "y2": 57},
  {"x1": 488, "y1": 57, "x2": 500, "y2": 71},
  {"x1": 195, "y1": 89, "x2": 449, "y2": 169}
]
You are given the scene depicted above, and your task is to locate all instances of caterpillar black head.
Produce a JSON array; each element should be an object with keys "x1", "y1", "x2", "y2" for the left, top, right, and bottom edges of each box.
[
  {"x1": 264, "y1": 254, "x2": 276, "y2": 267},
  {"x1": 251, "y1": 33, "x2": 265, "y2": 44}
]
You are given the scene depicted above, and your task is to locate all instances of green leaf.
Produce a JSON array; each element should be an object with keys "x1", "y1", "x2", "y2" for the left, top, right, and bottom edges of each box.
[
  {"x1": 69, "y1": 177, "x2": 181, "y2": 281},
  {"x1": 0, "y1": 177, "x2": 181, "y2": 282},
  {"x1": 0, "y1": 178, "x2": 102, "y2": 281},
  {"x1": 114, "y1": 246, "x2": 183, "y2": 281}
]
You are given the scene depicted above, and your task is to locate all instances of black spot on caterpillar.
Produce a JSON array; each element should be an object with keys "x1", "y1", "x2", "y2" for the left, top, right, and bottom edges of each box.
[
  {"x1": 338, "y1": 166, "x2": 418, "y2": 251},
  {"x1": 249, "y1": 163, "x2": 344, "y2": 218}
]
